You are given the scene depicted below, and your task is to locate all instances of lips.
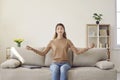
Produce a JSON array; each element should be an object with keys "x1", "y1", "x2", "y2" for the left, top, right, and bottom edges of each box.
[{"x1": 59, "y1": 32, "x2": 62, "y2": 33}]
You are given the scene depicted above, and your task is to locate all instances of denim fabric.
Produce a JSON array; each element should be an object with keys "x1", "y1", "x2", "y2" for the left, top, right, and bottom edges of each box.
[{"x1": 50, "y1": 62, "x2": 71, "y2": 80}]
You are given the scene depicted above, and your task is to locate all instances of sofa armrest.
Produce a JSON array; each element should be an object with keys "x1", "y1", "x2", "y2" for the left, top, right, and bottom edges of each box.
[{"x1": 95, "y1": 60, "x2": 114, "y2": 70}]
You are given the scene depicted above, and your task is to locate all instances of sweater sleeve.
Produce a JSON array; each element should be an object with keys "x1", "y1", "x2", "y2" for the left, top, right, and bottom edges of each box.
[
  {"x1": 67, "y1": 39, "x2": 79, "y2": 54},
  {"x1": 41, "y1": 40, "x2": 52, "y2": 55},
  {"x1": 67, "y1": 39, "x2": 89, "y2": 55},
  {"x1": 32, "y1": 40, "x2": 52, "y2": 56}
]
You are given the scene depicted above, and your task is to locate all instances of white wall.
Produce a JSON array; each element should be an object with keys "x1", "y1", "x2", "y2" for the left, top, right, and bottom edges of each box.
[{"x1": 0, "y1": 0, "x2": 119, "y2": 67}]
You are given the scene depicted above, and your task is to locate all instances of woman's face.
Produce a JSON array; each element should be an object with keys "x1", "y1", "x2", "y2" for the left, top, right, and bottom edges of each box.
[{"x1": 56, "y1": 25, "x2": 65, "y2": 35}]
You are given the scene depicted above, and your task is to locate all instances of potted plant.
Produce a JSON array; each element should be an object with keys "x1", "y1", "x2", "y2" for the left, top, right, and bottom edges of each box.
[
  {"x1": 93, "y1": 13, "x2": 103, "y2": 24},
  {"x1": 14, "y1": 38, "x2": 24, "y2": 47}
]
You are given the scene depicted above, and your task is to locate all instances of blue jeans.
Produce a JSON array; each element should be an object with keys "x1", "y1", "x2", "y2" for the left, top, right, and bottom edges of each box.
[{"x1": 50, "y1": 62, "x2": 71, "y2": 80}]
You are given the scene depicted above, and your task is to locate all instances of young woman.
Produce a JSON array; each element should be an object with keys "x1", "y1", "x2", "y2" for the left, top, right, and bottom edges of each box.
[{"x1": 26, "y1": 23, "x2": 94, "y2": 80}]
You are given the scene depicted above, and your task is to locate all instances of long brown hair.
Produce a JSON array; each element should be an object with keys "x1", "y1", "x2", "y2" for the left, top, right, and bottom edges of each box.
[{"x1": 53, "y1": 23, "x2": 67, "y2": 39}]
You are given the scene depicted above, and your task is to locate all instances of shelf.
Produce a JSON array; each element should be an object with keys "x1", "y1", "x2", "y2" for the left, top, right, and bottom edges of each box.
[
  {"x1": 87, "y1": 24, "x2": 110, "y2": 59},
  {"x1": 88, "y1": 36, "x2": 98, "y2": 37},
  {"x1": 99, "y1": 36, "x2": 110, "y2": 37}
]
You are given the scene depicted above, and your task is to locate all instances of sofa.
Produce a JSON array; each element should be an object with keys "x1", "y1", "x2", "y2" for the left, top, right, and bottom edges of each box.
[{"x1": 0, "y1": 47, "x2": 117, "y2": 80}]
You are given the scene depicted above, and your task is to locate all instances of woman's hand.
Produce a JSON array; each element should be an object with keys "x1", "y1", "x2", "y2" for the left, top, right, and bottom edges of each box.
[
  {"x1": 89, "y1": 43, "x2": 95, "y2": 49},
  {"x1": 26, "y1": 45, "x2": 33, "y2": 50}
]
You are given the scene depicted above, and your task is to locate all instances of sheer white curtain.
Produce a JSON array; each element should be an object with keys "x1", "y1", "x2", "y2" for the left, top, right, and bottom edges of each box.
[{"x1": 117, "y1": 0, "x2": 120, "y2": 45}]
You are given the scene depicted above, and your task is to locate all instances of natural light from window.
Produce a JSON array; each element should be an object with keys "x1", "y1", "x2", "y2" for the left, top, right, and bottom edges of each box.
[{"x1": 117, "y1": 0, "x2": 120, "y2": 45}]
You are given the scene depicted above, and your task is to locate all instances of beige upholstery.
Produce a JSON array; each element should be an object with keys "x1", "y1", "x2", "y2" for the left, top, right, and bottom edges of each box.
[
  {"x1": 44, "y1": 49, "x2": 53, "y2": 66},
  {"x1": 68, "y1": 67, "x2": 117, "y2": 80},
  {"x1": 73, "y1": 48, "x2": 107, "y2": 66},
  {"x1": 0, "y1": 59, "x2": 21, "y2": 68},
  {"x1": 0, "y1": 48, "x2": 117, "y2": 80},
  {"x1": 0, "y1": 67, "x2": 51, "y2": 80},
  {"x1": 0, "y1": 67, "x2": 117, "y2": 80},
  {"x1": 10, "y1": 47, "x2": 45, "y2": 66}
]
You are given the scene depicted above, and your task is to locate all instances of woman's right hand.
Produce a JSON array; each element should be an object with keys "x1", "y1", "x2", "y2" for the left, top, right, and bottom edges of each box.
[
  {"x1": 89, "y1": 43, "x2": 95, "y2": 49},
  {"x1": 26, "y1": 45, "x2": 33, "y2": 50}
]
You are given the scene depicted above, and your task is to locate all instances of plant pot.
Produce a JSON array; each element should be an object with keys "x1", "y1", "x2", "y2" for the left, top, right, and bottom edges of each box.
[
  {"x1": 17, "y1": 43, "x2": 21, "y2": 47},
  {"x1": 96, "y1": 21, "x2": 99, "y2": 24}
]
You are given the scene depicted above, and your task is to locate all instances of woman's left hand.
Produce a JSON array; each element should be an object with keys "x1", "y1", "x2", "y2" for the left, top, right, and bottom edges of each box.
[{"x1": 89, "y1": 43, "x2": 95, "y2": 49}]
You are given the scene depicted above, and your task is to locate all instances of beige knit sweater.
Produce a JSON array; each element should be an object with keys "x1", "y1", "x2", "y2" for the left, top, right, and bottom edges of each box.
[{"x1": 32, "y1": 38, "x2": 89, "y2": 62}]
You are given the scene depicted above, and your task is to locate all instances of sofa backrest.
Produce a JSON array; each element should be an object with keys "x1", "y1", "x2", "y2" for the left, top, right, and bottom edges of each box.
[
  {"x1": 72, "y1": 48, "x2": 108, "y2": 67},
  {"x1": 10, "y1": 47, "x2": 45, "y2": 66},
  {"x1": 10, "y1": 47, "x2": 108, "y2": 67}
]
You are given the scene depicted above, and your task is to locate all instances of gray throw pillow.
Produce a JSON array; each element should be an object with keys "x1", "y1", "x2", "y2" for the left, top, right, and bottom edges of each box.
[
  {"x1": 0, "y1": 59, "x2": 21, "y2": 68},
  {"x1": 95, "y1": 60, "x2": 114, "y2": 70}
]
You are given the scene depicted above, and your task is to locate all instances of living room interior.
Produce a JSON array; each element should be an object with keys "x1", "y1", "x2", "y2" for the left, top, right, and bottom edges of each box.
[{"x1": 0, "y1": 0, "x2": 120, "y2": 80}]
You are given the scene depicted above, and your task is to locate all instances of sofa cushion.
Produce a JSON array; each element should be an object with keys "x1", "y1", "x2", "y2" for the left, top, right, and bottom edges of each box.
[
  {"x1": 0, "y1": 59, "x2": 21, "y2": 68},
  {"x1": 10, "y1": 47, "x2": 45, "y2": 66},
  {"x1": 95, "y1": 60, "x2": 114, "y2": 70},
  {"x1": 44, "y1": 48, "x2": 73, "y2": 66},
  {"x1": 44, "y1": 49, "x2": 52, "y2": 66},
  {"x1": 0, "y1": 67, "x2": 51, "y2": 80},
  {"x1": 73, "y1": 48, "x2": 108, "y2": 67},
  {"x1": 68, "y1": 67, "x2": 117, "y2": 80}
]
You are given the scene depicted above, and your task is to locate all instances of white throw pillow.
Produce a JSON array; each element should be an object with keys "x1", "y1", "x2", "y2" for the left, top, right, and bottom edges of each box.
[
  {"x1": 0, "y1": 59, "x2": 21, "y2": 68},
  {"x1": 10, "y1": 47, "x2": 45, "y2": 66},
  {"x1": 95, "y1": 60, "x2": 114, "y2": 70},
  {"x1": 10, "y1": 47, "x2": 24, "y2": 63}
]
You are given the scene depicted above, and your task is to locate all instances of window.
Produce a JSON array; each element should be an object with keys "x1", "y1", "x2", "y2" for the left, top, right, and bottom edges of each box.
[{"x1": 117, "y1": 0, "x2": 120, "y2": 47}]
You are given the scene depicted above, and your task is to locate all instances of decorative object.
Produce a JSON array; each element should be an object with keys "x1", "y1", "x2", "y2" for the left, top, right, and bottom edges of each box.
[
  {"x1": 99, "y1": 29, "x2": 107, "y2": 36},
  {"x1": 95, "y1": 61, "x2": 114, "y2": 70},
  {"x1": 6, "y1": 47, "x2": 11, "y2": 59},
  {"x1": 93, "y1": 13, "x2": 103, "y2": 24},
  {"x1": 14, "y1": 38, "x2": 24, "y2": 47}
]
